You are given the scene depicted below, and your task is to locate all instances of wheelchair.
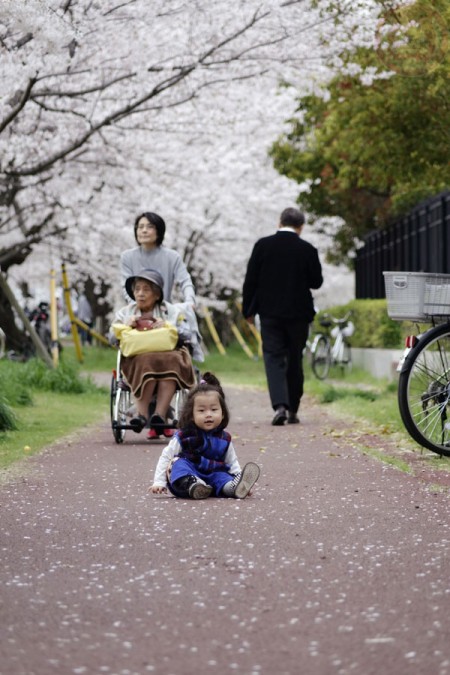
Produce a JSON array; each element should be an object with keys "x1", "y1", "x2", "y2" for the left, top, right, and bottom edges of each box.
[{"x1": 110, "y1": 349, "x2": 190, "y2": 444}]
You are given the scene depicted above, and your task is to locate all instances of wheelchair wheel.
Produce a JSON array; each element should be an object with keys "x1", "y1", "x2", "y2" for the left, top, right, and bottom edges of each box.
[
  {"x1": 110, "y1": 375, "x2": 117, "y2": 426},
  {"x1": 111, "y1": 379, "x2": 131, "y2": 444},
  {"x1": 398, "y1": 323, "x2": 450, "y2": 456},
  {"x1": 171, "y1": 388, "x2": 188, "y2": 426}
]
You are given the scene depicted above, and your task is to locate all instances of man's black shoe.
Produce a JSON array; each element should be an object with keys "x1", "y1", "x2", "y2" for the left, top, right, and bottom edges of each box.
[
  {"x1": 287, "y1": 413, "x2": 300, "y2": 424},
  {"x1": 271, "y1": 406, "x2": 287, "y2": 426}
]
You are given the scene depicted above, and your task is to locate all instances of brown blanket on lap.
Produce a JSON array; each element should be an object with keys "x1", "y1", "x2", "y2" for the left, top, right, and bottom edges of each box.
[{"x1": 121, "y1": 347, "x2": 195, "y2": 399}]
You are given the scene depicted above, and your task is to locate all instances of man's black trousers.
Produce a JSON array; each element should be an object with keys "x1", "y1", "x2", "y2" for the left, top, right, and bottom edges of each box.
[{"x1": 260, "y1": 316, "x2": 309, "y2": 414}]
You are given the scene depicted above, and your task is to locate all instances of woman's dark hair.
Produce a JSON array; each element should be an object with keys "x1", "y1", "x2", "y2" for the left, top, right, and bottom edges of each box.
[
  {"x1": 134, "y1": 212, "x2": 166, "y2": 246},
  {"x1": 178, "y1": 372, "x2": 230, "y2": 429}
]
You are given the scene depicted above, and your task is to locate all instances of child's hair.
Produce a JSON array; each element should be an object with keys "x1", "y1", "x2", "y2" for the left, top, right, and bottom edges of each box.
[{"x1": 178, "y1": 372, "x2": 230, "y2": 429}]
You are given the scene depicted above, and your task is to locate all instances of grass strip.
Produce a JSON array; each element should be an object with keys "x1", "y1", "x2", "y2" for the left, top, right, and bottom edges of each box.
[{"x1": 0, "y1": 388, "x2": 107, "y2": 470}]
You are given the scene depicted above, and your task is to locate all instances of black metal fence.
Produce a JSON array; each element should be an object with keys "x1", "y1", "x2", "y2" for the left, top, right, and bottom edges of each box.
[{"x1": 355, "y1": 191, "x2": 450, "y2": 298}]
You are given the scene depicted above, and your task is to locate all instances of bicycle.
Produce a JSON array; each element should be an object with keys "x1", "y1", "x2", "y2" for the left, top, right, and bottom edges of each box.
[
  {"x1": 310, "y1": 311, "x2": 354, "y2": 380},
  {"x1": 384, "y1": 271, "x2": 450, "y2": 457}
]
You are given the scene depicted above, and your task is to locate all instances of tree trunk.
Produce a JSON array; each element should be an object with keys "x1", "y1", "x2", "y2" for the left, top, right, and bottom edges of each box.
[
  {"x1": 0, "y1": 274, "x2": 53, "y2": 366},
  {"x1": 0, "y1": 289, "x2": 34, "y2": 357}
]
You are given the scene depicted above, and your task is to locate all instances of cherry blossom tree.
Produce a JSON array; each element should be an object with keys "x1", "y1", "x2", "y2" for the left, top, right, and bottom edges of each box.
[{"x1": 0, "y1": 0, "x2": 375, "y2": 351}]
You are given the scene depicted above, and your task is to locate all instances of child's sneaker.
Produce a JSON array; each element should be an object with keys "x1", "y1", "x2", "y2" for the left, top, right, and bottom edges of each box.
[
  {"x1": 188, "y1": 477, "x2": 213, "y2": 500},
  {"x1": 233, "y1": 462, "x2": 260, "y2": 499}
]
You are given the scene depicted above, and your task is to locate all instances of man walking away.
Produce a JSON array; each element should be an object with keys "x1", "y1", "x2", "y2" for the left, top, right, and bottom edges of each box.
[{"x1": 242, "y1": 207, "x2": 323, "y2": 425}]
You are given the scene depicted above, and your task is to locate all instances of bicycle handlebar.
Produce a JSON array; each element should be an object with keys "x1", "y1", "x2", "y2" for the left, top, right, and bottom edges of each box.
[{"x1": 319, "y1": 310, "x2": 353, "y2": 328}]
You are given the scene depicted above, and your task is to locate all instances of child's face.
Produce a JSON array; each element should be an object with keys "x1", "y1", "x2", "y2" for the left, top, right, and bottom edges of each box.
[{"x1": 193, "y1": 391, "x2": 224, "y2": 431}]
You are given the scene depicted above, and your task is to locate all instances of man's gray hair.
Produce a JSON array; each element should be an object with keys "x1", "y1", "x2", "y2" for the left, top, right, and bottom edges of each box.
[{"x1": 280, "y1": 207, "x2": 305, "y2": 229}]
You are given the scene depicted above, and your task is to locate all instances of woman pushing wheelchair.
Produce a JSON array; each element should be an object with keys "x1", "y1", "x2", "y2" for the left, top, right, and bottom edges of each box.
[{"x1": 110, "y1": 268, "x2": 198, "y2": 439}]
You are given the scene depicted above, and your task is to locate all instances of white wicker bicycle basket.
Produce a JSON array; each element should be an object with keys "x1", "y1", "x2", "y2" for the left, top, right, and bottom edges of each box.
[{"x1": 383, "y1": 271, "x2": 450, "y2": 321}]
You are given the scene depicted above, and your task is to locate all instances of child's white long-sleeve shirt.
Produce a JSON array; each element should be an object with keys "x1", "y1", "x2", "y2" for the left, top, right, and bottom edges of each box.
[{"x1": 153, "y1": 435, "x2": 242, "y2": 488}]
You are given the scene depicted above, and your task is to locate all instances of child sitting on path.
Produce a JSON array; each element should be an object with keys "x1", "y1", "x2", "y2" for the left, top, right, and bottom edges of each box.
[{"x1": 150, "y1": 372, "x2": 260, "y2": 499}]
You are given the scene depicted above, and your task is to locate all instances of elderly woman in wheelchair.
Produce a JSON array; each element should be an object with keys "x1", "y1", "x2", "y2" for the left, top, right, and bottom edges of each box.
[{"x1": 110, "y1": 268, "x2": 198, "y2": 440}]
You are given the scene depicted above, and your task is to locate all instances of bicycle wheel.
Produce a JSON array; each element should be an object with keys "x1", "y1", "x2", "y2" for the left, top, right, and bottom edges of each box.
[
  {"x1": 112, "y1": 383, "x2": 131, "y2": 444},
  {"x1": 340, "y1": 341, "x2": 352, "y2": 373},
  {"x1": 311, "y1": 335, "x2": 331, "y2": 380},
  {"x1": 398, "y1": 323, "x2": 450, "y2": 456},
  {"x1": 0, "y1": 328, "x2": 5, "y2": 359},
  {"x1": 303, "y1": 340, "x2": 313, "y2": 368}
]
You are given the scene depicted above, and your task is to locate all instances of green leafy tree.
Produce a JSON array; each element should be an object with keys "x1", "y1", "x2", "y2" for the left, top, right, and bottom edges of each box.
[{"x1": 271, "y1": 0, "x2": 450, "y2": 265}]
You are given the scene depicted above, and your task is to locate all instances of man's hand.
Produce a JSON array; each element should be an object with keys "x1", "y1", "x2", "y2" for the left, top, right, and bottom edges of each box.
[{"x1": 246, "y1": 316, "x2": 255, "y2": 326}]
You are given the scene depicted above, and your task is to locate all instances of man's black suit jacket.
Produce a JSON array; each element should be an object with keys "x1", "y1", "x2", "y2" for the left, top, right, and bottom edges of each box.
[{"x1": 242, "y1": 230, "x2": 323, "y2": 322}]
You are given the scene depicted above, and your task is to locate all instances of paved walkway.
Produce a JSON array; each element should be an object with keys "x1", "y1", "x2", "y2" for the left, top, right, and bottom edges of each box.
[{"x1": 1, "y1": 386, "x2": 449, "y2": 675}]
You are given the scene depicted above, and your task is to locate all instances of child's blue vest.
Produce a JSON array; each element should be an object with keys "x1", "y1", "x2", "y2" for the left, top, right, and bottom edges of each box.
[{"x1": 176, "y1": 427, "x2": 232, "y2": 473}]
